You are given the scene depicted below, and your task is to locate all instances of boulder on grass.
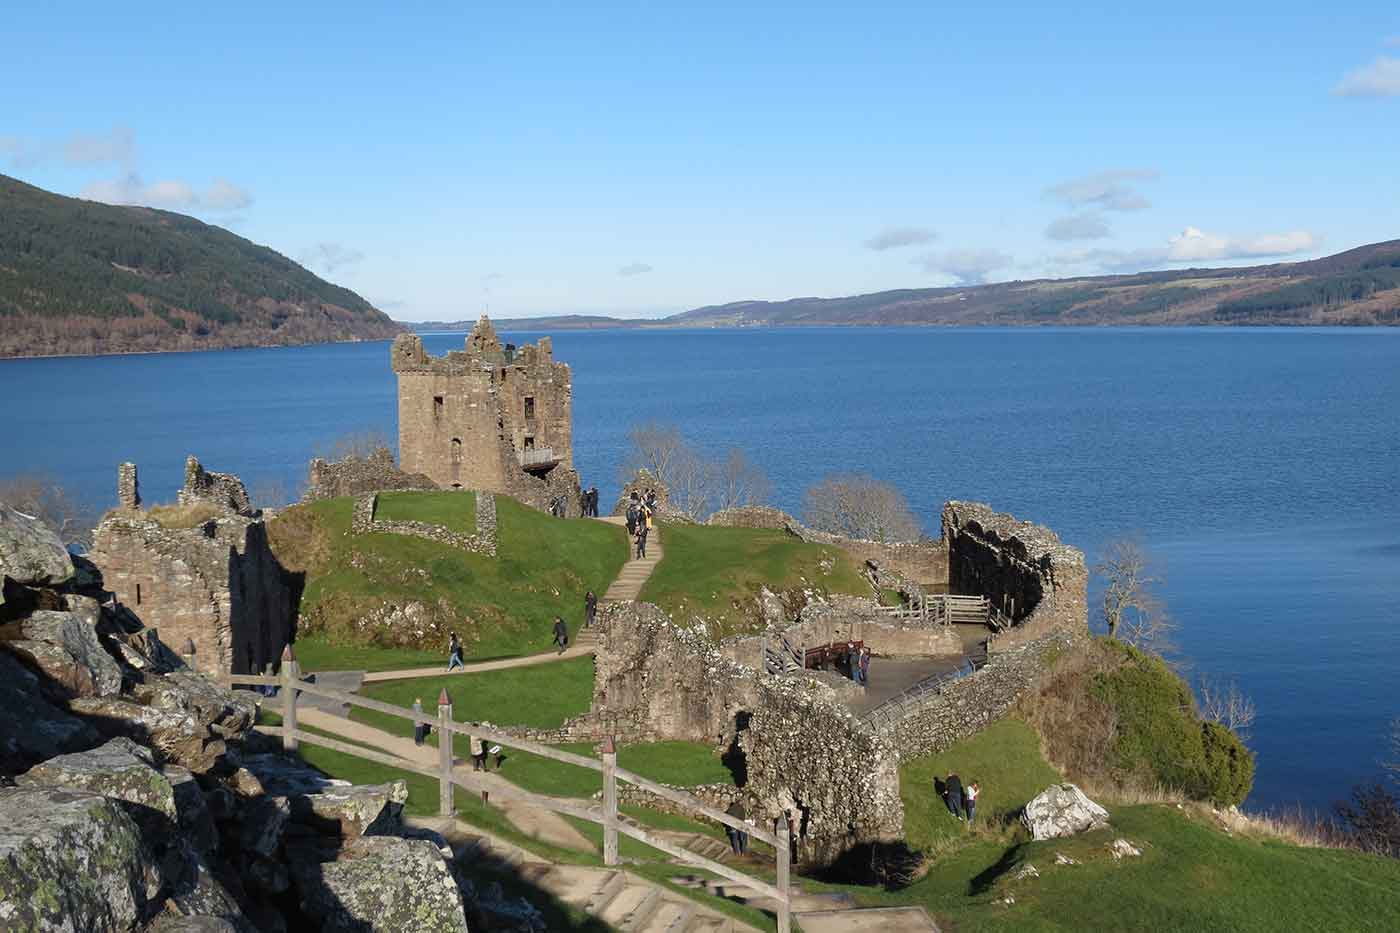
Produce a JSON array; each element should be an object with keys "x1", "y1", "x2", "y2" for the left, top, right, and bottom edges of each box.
[
  {"x1": 0, "y1": 786, "x2": 153, "y2": 931},
  {"x1": 293, "y1": 835, "x2": 470, "y2": 933},
  {"x1": 1021, "y1": 783, "x2": 1110, "y2": 840}
]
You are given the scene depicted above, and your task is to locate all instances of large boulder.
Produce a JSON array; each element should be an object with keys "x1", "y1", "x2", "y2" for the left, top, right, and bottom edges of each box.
[
  {"x1": 1021, "y1": 783, "x2": 1110, "y2": 840},
  {"x1": 0, "y1": 652, "x2": 99, "y2": 773},
  {"x1": 0, "y1": 502, "x2": 72, "y2": 595},
  {"x1": 288, "y1": 781, "x2": 408, "y2": 840},
  {"x1": 293, "y1": 835, "x2": 470, "y2": 933},
  {"x1": 0, "y1": 786, "x2": 154, "y2": 931},
  {"x1": 167, "y1": 764, "x2": 220, "y2": 855},
  {"x1": 16, "y1": 737, "x2": 177, "y2": 830},
  {"x1": 11, "y1": 608, "x2": 124, "y2": 697}
]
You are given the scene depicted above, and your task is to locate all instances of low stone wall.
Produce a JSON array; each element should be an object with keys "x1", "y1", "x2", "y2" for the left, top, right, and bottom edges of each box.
[
  {"x1": 784, "y1": 518, "x2": 949, "y2": 587},
  {"x1": 350, "y1": 490, "x2": 497, "y2": 557},
  {"x1": 942, "y1": 501, "x2": 1087, "y2": 651},
  {"x1": 615, "y1": 781, "x2": 742, "y2": 816},
  {"x1": 706, "y1": 506, "x2": 798, "y2": 529},
  {"x1": 877, "y1": 630, "x2": 1075, "y2": 759},
  {"x1": 304, "y1": 448, "x2": 437, "y2": 502},
  {"x1": 721, "y1": 596, "x2": 961, "y2": 667}
]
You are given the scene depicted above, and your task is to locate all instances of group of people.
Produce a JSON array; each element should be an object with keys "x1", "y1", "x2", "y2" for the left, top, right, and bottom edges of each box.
[
  {"x1": 624, "y1": 489, "x2": 657, "y2": 558},
  {"x1": 843, "y1": 643, "x2": 872, "y2": 685},
  {"x1": 580, "y1": 486, "x2": 600, "y2": 517},
  {"x1": 940, "y1": 771, "x2": 981, "y2": 824}
]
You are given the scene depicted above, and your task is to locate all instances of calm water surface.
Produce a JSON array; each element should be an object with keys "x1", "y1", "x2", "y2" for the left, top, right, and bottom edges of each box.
[{"x1": 2, "y1": 327, "x2": 1397, "y2": 811}]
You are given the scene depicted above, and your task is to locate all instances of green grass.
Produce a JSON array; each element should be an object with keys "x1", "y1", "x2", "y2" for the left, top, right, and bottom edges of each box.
[
  {"x1": 374, "y1": 489, "x2": 476, "y2": 533},
  {"x1": 496, "y1": 739, "x2": 738, "y2": 799},
  {"x1": 269, "y1": 493, "x2": 627, "y2": 664},
  {"x1": 639, "y1": 522, "x2": 870, "y2": 637}
]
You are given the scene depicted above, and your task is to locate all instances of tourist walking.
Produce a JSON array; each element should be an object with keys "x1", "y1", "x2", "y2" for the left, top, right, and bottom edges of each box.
[
  {"x1": 446, "y1": 633, "x2": 464, "y2": 671},
  {"x1": 635, "y1": 523, "x2": 648, "y2": 559},
  {"x1": 552, "y1": 616, "x2": 569, "y2": 654},
  {"x1": 473, "y1": 736, "x2": 489, "y2": 771},
  {"x1": 412, "y1": 698, "x2": 427, "y2": 746},
  {"x1": 625, "y1": 497, "x2": 639, "y2": 536},
  {"x1": 945, "y1": 772, "x2": 964, "y2": 819},
  {"x1": 859, "y1": 648, "x2": 871, "y2": 686},
  {"x1": 965, "y1": 781, "x2": 980, "y2": 825},
  {"x1": 588, "y1": 486, "x2": 599, "y2": 517},
  {"x1": 726, "y1": 800, "x2": 749, "y2": 855},
  {"x1": 584, "y1": 590, "x2": 597, "y2": 628}
]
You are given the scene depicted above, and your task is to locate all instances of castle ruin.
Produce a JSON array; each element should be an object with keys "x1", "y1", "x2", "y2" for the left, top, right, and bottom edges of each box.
[{"x1": 391, "y1": 315, "x2": 581, "y2": 513}]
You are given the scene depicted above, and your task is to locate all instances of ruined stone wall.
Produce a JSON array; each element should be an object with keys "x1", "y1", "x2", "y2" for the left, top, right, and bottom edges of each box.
[
  {"x1": 705, "y1": 506, "x2": 798, "y2": 529},
  {"x1": 878, "y1": 630, "x2": 1075, "y2": 759},
  {"x1": 942, "y1": 501, "x2": 1087, "y2": 651},
  {"x1": 391, "y1": 318, "x2": 580, "y2": 512},
  {"x1": 611, "y1": 470, "x2": 688, "y2": 521},
  {"x1": 87, "y1": 462, "x2": 292, "y2": 677},
  {"x1": 721, "y1": 596, "x2": 961, "y2": 667},
  {"x1": 586, "y1": 602, "x2": 903, "y2": 868},
  {"x1": 784, "y1": 518, "x2": 949, "y2": 587},
  {"x1": 303, "y1": 448, "x2": 437, "y2": 502},
  {"x1": 177, "y1": 456, "x2": 253, "y2": 516},
  {"x1": 350, "y1": 490, "x2": 497, "y2": 557}
]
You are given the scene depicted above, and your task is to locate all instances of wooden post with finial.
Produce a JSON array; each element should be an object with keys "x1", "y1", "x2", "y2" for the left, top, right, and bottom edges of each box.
[
  {"x1": 280, "y1": 644, "x2": 298, "y2": 752},
  {"x1": 601, "y1": 735, "x2": 619, "y2": 866},
  {"x1": 437, "y1": 688, "x2": 454, "y2": 818}
]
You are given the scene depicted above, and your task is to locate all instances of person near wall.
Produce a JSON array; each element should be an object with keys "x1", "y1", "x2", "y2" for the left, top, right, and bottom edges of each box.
[
  {"x1": 447, "y1": 633, "x2": 465, "y2": 671},
  {"x1": 635, "y1": 522, "x2": 649, "y2": 559},
  {"x1": 625, "y1": 497, "x2": 639, "y2": 536},
  {"x1": 473, "y1": 736, "x2": 489, "y2": 771},
  {"x1": 965, "y1": 781, "x2": 980, "y2": 824},
  {"x1": 859, "y1": 648, "x2": 871, "y2": 686},
  {"x1": 725, "y1": 800, "x2": 750, "y2": 855},
  {"x1": 584, "y1": 590, "x2": 597, "y2": 628},
  {"x1": 945, "y1": 772, "x2": 964, "y2": 819},
  {"x1": 412, "y1": 698, "x2": 427, "y2": 746},
  {"x1": 552, "y1": 616, "x2": 569, "y2": 654}
]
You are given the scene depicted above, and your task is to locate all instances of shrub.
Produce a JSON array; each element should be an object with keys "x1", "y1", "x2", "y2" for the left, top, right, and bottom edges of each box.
[{"x1": 1194, "y1": 721, "x2": 1255, "y2": 806}]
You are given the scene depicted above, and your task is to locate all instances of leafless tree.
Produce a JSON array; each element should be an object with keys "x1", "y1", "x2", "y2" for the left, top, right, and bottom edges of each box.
[
  {"x1": 1095, "y1": 536, "x2": 1176, "y2": 655},
  {"x1": 249, "y1": 477, "x2": 294, "y2": 509},
  {"x1": 0, "y1": 472, "x2": 99, "y2": 550},
  {"x1": 1386, "y1": 717, "x2": 1400, "y2": 787},
  {"x1": 801, "y1": 474, "x2": 921, "y2": 543},
  {"x1": 316, "y1": 429, "x2": 394, "y2": 462},
  {"x1": 712, "y1": 449, "x2": 773, "y2": 513},
  {"x1": 621, "y1": 423, "x2": 686, "y2": 487},
  {"x1": 1197, "y1": 674, "x2": 1258, "y2": 738}
]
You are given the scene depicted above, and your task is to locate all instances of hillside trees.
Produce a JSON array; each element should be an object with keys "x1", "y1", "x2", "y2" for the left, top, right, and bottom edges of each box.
[{"x1": 801, "y1": 474, "x2": 921, "y2": 543}]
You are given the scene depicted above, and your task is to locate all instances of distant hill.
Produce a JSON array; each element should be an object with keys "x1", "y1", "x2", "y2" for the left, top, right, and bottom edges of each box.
[
  {"x1": 668, "y1": 241, "x2": 1400, "y2": 327},
  {"x1": 409, "y1": 314, "x2": 644, "y2": 332},
  {"x1": 0, "y1": 174, "x2": 403, "y2": 358}
]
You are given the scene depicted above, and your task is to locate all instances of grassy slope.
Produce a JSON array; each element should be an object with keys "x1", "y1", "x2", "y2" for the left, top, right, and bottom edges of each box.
[
  {"x1": 828, "y1": 718, "x2": 1400, "y2": 931},
  {"x1": 639, "y1": 522, "x2": 869, "y2": 637},
  {"x1": 374, "y1": 490, "x2": 476, "y2": 532},
  {"x1": 269, "y1": 493, "x2": 627, "y2": 665}
]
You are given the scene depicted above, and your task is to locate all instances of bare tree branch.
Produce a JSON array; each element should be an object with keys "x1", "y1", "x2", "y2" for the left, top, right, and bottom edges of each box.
[
  {"x1": 316, "y1": 429, "x2": 394, "y2": 462},
  {"x1": 1198, "y1": 674, "x2": 1257, "y2": 738},
  {"x1": 621, "y1": 423, "x2": 771, "y2": 521},
  {"x1": 1386, "y1": 717, "x2": 1400, "y2": 787},
  {"x1": 802, "y1": 474, "x2": 921, "y2": 543},
  {"x1": 0, "y1": 472, "x2": 99, "y2": 550},
  {"x1": 1095, "y1": 535, "x2": 1176, "y2": 655},
  {"x1": 713, "y1": 448, "x2": 772, "y2": 513}
]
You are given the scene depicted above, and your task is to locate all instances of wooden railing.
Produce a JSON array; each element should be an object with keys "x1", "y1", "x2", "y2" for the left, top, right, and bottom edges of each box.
[
  {"x1": 225, "y1": 650, "x2": 792, "y2": 932},
  {"x1": 873, "y1": 593, "x2": 992, "y2": 627}
]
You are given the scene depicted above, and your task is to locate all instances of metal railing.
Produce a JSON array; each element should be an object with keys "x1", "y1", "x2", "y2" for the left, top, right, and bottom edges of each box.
[
  {"x1": 519, "y1": 446, "x2": 558, "y2": 468},
  {"x1": 224, "y1": 648, "x2": 793, "y2": 932},
  {"x1": 858, "y1": 647, "x2": 990, "y2": 728}
]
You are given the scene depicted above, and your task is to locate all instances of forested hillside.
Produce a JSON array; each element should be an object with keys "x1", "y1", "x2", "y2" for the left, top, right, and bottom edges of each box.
[{"x1": 0, "y1": 174, "x2": 403, "y2": 358}]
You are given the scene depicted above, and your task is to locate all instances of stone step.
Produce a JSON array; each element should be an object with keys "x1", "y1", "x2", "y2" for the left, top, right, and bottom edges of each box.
[
  {"x1": 642, "y1": 901, "x2": 695, "y2": 933},
  {"x1": 586, "y1": 870, "x2": 628, "y2": 915},
  {"x1": 599, "y1": 881, "x2": 660, "y2": 928},
  {"x1": 618, "y1": 886, "x2": 665, "y2": 931}
]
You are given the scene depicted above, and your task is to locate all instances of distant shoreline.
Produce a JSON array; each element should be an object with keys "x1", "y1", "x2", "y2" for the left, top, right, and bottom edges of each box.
[{"x1": 0, "y1": 334, "x2": 399, "y2": 363}]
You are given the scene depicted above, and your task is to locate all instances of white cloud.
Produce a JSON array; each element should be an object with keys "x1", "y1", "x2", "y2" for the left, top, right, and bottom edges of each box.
[
  {"x1": 81, "y1": 173, "x2": 255, "y2": 213},
  {"x1": 915, "y1": 248, "x2": 1015, "y2": 285},
  {"x1": 1053, "y1": 227, "x2": 1321, "y2": 273},
  {"x1": 618, "y1": 262, "x2": 654, "y2": 276},
  {"x1": 1045, "y1": 169, "x2": 1158, "y2": 212},
  {"x1": 1335, "y1": 56, "x2": 1400, "y2": 96},
  {"x1": 62, "y1": 127, "x2": 136, "y2": 165},
  {"x1": 864, "y1": 226, "x2": 937, "y2": 250},
  {"x1": 298, "y1": 243, "x2": 366, "y2": 274},
  {"x1": 1045, "y1": 213, "x2": 1111, "y2": 241}
]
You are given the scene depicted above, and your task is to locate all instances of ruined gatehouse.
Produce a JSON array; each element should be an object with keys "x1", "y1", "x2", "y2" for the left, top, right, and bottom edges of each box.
[{"x1": 391, "y1": 315, "x2": 582, "y2": 513}]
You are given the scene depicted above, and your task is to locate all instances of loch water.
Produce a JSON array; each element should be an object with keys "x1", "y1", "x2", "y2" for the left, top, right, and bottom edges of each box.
[{"x1": 2, "y1": 326, "x2": 1397, "y2": 811}]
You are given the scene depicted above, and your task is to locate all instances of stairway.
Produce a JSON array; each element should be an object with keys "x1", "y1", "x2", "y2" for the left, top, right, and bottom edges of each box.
[{"x1": 600, "y1": 520, "x2": 663, "y2": 604}]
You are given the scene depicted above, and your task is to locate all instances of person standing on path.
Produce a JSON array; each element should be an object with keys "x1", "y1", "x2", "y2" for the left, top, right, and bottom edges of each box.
[
  {"x1": 447, "y1": 633, "x2": 464, "y2": 671},
  {"x1": 725, "y1": 800, "x2": 749, "y2": 855},
  {"x1": 412, "y1": 698, "x2": 427, "y2": 746},
  {"x1": 965, "y1": 781, "x2": 980, "y2": 825},
  {"x1": 552, "y1": 616, "x2": 569, "y2": 654},
  {"x1": 635, "y1": 522, "x2": 648, "y2": 559},
  {"x1": 584, "y1": 590, "x2": 597, "y2": 628},
  {"x1": 625, "y1": 497, "x2": 639, "y2": 536},
  {"x1": 945, "y1": 772, "x2": 964, "y2": 820},
  {"x1": 859, "y1": 648, "x2": 871, "y2": 686}
]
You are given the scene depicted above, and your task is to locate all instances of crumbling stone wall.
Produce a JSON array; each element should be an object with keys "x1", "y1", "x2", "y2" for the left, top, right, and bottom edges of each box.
[
  {"x1": 303, "y1": 448, "x2": 437, "y2": 502},
  {"x1": 784, "y1": 517, "x2": 949, "y2": 588},
  {"x1": 611, "y1": 469, "x2": 690, "y2": 521},
  {"x1": 942, "y1": 501, "x2": 1087, "y2": 650},
  {"x1": 88, "y1": 461, "x2": 293, "y2": 676},
  {"x1": 350, "y1": 490, "x2": 497, "y2": 557},
  {"x1": 722, "y1": 595, "x2": 961, "y2": 667},
  {"x1": 705, "y1": 506, "x2": 798, "y2": 529},
  {"x1": 392, "y1": 316, "x2": 581, "y2": 513}
]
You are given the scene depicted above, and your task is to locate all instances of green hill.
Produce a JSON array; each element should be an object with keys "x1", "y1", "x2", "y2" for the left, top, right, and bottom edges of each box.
[{"x1": 0, "y1": 173, "x2": 403, "y2": 357}]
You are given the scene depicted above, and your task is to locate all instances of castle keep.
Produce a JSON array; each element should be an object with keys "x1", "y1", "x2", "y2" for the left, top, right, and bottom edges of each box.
[{"x1": 391, "y1": 315, "x2": 581, "y2": 512}]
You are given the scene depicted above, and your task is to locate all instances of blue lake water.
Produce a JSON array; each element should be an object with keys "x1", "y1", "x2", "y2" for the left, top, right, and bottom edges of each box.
[{"x1": 2, "y1": 326, "x2": 1398, "y2": 812}]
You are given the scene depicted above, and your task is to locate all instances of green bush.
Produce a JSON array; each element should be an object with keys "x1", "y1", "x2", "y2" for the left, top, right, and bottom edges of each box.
[{"x1": 1194, "y1": 721, "x2": 1255, "y2": 806}]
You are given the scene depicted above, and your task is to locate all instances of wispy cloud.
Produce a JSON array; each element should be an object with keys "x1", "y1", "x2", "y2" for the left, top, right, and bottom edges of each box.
[
  {"x1": 1053, "y1": 227, "x2": 1320, "y2": 273},
  {"x1": 1045, "y1": 169, "x2": 1158, "y2": 212},
  {"x1": 81, "y1": 173, "x2": 254, "y2": 212},
  {"x1": 864, "y1": 226, "x2": 937, "y2": 250},
  {"x1": 297, "y1": 242, "x2": 366, "y2": 274},
  {"x1": 62, "y1": 127, "x2": 136, "y2": 165},
  {"x1": 915, "y1": 248, "x2": 1014, "y2": 285},
  {"x1": 1335, "y1": 56, "x2": 1400, "y2": 96},
  {"x1": 618, "y1": 262, "x2": 654, "y2": 277},
  {"x1": 1045, "y1": 213, "x2": 1111, "y2": 241}
]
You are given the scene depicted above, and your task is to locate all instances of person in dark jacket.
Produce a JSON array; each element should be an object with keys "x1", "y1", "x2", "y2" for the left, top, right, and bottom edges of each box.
[
  {"x1": 552, "y1": 616, "x2": 569, "y2": 654},
  {"x1": 584, "y1": 590, "x2": 598, "y2": 628},
  {"x1": 635, "y1": 523, "x2": 648, "y2": 559},
  {"x1": 625, "y1": 500, "x2": 638, "y2": 536},
  {"x1": 945, "y1": 772, "x2": 964, "y2": 819},
  {"x1": 413, "y1": 698, "x2": 427, "y2": 746},
  {"x1": 447, "y1": 633, "x2": 464, "y2": 671},
  {"x1": 725, "y1": 800, "x2": 749, "y2": 855}
]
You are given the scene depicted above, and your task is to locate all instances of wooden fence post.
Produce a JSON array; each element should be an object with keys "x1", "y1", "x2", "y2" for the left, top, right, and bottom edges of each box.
[
  {"x1": 775, "y1": 814, "x2": 791, "y2": 933},
  {"x1": 437, "y1": 688, "x2": 454, "y2": 818},
  {"x1": 601, "y1": 735, "x2": 619, "y2": 866},
  {"x1": 281, "y1": 644, "x2": 298, "y2": 752}
]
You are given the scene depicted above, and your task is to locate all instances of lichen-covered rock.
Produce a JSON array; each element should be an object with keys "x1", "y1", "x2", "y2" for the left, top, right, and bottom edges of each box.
[
  {"x1": 16, "y1": 737, "x2": 177, "y2": 828},
  {"x1": 1021, "y1": 783, "x2": 1110, "y2": 840},
  {"x1": 240, "y1": 796, "x2": 290, "y2": 857},
  {"x1": 0, "y1": 502, "x2": 72, "y2": 593},
  {"x1": 142, "y1": 671, "x2": 256, "y2": 741},
  {"x1": 288, "y1": 781, "x2": 409, "y2": 839},
  {"x1": 18, "y1": 608, "x2": 124, "y2": 697},
  {"x1": 293, "y1": 835, "x2": 470, "y2": 933},
  {"x1": 0, "y1": 652, "x2": 99, "y2": 773},
  {"x1": 167, "y1": 764, "x2": 219, "y2": 855},
  {"x1": 163, "y1": 858, "x2": 256, "y2": 933},
  {"x1": 0, "y1": 786, "x2": 152, "y2": 931}
]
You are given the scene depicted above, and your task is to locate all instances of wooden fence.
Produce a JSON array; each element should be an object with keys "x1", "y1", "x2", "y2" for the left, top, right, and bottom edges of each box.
[{"x1": 223, "y1": 648, "x2": 793, "y2": 932}]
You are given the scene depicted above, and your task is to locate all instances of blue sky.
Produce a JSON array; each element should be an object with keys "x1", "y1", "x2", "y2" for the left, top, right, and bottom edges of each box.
[{"x1": 3, "y1": 2, "x2": 1398, "y2": 320}]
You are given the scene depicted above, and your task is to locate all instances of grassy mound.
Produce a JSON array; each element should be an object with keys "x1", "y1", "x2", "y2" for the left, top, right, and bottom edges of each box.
[
  {"x1": 639, "y1": 522, "x2": 869, "y2": 637},
  {"x1": 267, "y1": 493, "x2": 627, "y2": 664}
]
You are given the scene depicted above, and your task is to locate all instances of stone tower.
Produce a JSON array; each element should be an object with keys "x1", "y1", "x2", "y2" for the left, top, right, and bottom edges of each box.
[{"x1": 390, "y1": 315, "x2": 582, "y2": 512}]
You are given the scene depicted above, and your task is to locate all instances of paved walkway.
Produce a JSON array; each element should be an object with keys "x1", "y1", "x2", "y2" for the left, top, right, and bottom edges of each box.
[
  {"x1": 598, "y1": 515, "x2": 663, "y2": 603},
  {"x1": 359, "y1": 634, "x2": 598, "y2": 684},
  {"x1": 844, "y1": 656, "x2": 966, "y2": 717}
]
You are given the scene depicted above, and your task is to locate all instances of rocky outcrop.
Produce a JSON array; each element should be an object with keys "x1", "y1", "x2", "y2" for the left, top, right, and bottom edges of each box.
[
  {"x1": 17, "y1": 737, "x2": 178, "y2": 828},
  {"x1": 304, "y1": 448, "x2": 437, "y2": 502},
  {"x1": 0, "y1": 501, "x2": 73, "y2": 595},
  {"x1": 1021, "y1": 783, "x2": 1110, "y2": 840},
  {"x1": 0, "y1": 651, "x2": 99, "y2": 773},
  {"x1": 292, "y1": 835, "x2": 470, "y2": 933},
  {"x1": 8, "y1": 605, "x2": 124, "y2": 697}
]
